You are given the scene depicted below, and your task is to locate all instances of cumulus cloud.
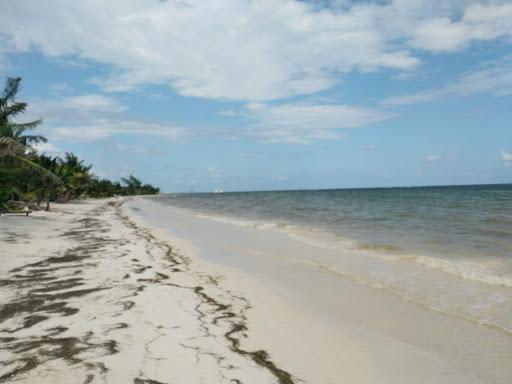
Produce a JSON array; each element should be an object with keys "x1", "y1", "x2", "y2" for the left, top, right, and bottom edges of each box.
[
  {"x1": 3, "y1": 1, "x2": 509, "y2": 102},
  {"x1": 502, "y1": 151, "x2": 512, "y2": 167},
  {"x1": 410, "y1": 2, "x2": 512, "y2": 52},
  {"x1": 2, "y1": 1, "x2": 511, "y2": 144}
]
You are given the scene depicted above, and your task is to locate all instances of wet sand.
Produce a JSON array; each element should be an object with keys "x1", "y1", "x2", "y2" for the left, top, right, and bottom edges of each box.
[
  {"x1": 126, "y1": 196, "x2": 512, "y2": 384},
  {"x1": 0, "y1": 198, "x2": 294, "y2": 383}
]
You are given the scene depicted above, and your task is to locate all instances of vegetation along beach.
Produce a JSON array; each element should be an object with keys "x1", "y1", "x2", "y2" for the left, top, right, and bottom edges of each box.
[{"x1": 1, "y1": 1, "x2": 512, "y2": 383}]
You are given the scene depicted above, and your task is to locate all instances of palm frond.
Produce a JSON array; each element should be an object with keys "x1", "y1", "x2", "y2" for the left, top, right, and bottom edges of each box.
[
  {"x1": 7, "y1": 119, "x2": 43, "y2": 131},
  {"x1": 0, "y1": 101, "x2": 27, "y2": 121},
  {"x1": 13, "y1": 155, "x2": 63, "y2": 185},
  {"x1": 20, "y1": 134, "x2": 48, "y2": 146},
  {"x1": 0, "y1": 77, "x2": 21, "y2": 103}
]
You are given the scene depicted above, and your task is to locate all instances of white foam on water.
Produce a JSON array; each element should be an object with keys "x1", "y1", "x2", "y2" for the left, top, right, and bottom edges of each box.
[
  {"x1": 406, "y1": 255, "x2": 512, "y2": 288},
  {"x1": 314, "y1": 262, "x2": 512, "y2": 336},
  {"x1": 141, "y1": 198, "x2": 512, "y2": 339},
  {"x1": 194, "y1": 210, "x2": 512, "y2": 289}
]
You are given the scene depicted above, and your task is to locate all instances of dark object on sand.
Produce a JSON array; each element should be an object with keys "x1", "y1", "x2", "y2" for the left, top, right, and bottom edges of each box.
[{"x1": 0, "y1": 203, "x2": 32, "y2": 216}]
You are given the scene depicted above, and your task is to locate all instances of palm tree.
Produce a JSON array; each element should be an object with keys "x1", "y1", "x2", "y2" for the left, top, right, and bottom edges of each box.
[
  {"x1": 1, "y1": 77, "x2": 160, "y2": 205},
  {"x1": 0, "y1": 77, "x2": 60, "y2": 208},
  {"x1": 121, "y1": 175, "x2": 143, "y2": 194},
  {"x1": 56, "y1": 153, "x2": 93, "y2": 201},
  {"x1": 30, "y1": 154, "x2": 60, "y2": 210},
  {"x1": 0, "y1": 77, "x2": 60, "y2": 184},
  {"x1": 0, "y1": 77, "x2": 45, "y2": 147}
]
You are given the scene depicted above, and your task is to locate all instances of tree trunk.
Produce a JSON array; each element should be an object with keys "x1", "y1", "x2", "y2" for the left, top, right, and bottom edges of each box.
[{"x1": 45, "y1": 200, "x2": 50, "y2": 211}]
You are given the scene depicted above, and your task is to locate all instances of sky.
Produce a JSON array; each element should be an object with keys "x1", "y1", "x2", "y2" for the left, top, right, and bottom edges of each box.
[{"x1": 0, "y1": 0, "x2": 511, "y2": 192}]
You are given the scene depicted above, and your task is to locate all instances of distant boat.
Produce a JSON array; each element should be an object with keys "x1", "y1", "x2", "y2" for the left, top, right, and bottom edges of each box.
[{"x1": 213, "y1": 189, "x2": 224, "y2": 194}]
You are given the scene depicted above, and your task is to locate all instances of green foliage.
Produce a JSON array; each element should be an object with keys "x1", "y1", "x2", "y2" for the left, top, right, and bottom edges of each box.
[
  {"x1": 0, "y1": 77, "x2": 45, "y2": 148},
  {"x1": 0, "y1": 77, "x2": 160, "y2": 207}
]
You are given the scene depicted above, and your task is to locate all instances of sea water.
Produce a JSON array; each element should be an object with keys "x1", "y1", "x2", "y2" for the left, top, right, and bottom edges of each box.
[{"x1": 148, "y1": 184, "x2": 512, "y2": 332}]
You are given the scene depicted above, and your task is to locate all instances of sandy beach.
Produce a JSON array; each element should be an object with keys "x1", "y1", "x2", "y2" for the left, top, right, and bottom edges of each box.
[
  {"x1": 2, "y1": 2, "x2": 512, "y2": 383},
  {"x1": 1, "y1": 196, "x2": 511, "y2": 384},
  {"x1": 0, "y1": 198, "x2": 296, "y2": 383}
]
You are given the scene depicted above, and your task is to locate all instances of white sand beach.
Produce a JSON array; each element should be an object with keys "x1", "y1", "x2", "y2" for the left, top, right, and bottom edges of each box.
[
  {"x1": 1, "y1": 197, "x2": 511, "y2": 384},
  {"x1": 0, "y1": 198, "x2": 289, "y2": 383}
]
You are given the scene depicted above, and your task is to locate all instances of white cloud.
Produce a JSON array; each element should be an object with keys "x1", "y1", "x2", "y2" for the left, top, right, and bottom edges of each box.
[
  {"x1": 52, "y1": 120, "x2": 186, "y2": 141},
  {"x1": 383, "y1": 55, "x2": 512, "y2": 106},
  {"x1": 26, "y1": 93, "x2": 186, "y2": 142},
  {"x1": 6, "y1": 0, "x2": 501, "y2": 101},
  {"x1": 410, "y1": 3, "x2": 512, "y2": 52},
  {"x1": 243, "y1": 102, "x2": 391, "y2": 143},
  {"x1": 246, "y1": 102, "x2": 267, "y2": 111},
  {"x1": 27, "y1": 94, "x2": 126, "y2": 121},
  {"x1": 63, "y1": 95, "x2": 126, "y2": 113},
  {"x1": 450, "y1": 57, "x2": 512, "y2": 97},
  {"x1": 502, "y1": 151, "x2": 512, "y2": 167},
  {"x1": 33, "y1": 142, "x2": 62, "y2": 156},
  {"x1": 411, "y1": 18, "x2": 469, "y2": 52},
  {"x1": 1, "y1": 1, "x2": 509, "y2": 144},
  {"x1": 360, "y1": 144, "x2": 376, "y2": 151},
  {"x1": 0, "y1": 1, "x2": 510, "y2": 103},
  {"x1": 425, "y1": 154, "x2": 441, "y2": 162},
  {"x1": 25, "y1": 91, "x2": 387, "y2": 143}
]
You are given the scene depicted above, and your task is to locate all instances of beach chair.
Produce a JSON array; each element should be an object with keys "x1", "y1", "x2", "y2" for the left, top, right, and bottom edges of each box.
[{"x1": 0, "y1": 203, "x2": 32, "y2": 217}]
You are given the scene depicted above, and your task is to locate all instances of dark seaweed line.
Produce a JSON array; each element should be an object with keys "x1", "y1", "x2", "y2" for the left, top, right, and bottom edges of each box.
[
  {"x1": 1, "y1": 199, "x2": 299, "y2": 384},
  {"x1": 0, "y1": 204, "x2": 120, "y2": 383},
  {"x1": 116, "y1": 199, "x2": 299, "y2": 384}
]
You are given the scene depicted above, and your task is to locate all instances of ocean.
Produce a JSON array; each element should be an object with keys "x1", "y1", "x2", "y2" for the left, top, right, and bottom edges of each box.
[
  {"x1": 142, "y1": 184, "x2": 512, "y2": 333},
  {"x1": 156, "y1": 185, "x2": 512, "y2": 282}
]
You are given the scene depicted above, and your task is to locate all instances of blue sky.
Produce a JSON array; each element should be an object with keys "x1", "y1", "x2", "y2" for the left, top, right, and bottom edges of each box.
[{"x1": 1, "y1": 0, "x2": 511, "y2": 192}]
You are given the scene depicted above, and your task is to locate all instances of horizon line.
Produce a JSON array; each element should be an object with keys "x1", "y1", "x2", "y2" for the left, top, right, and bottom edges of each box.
[{"x1": 160, "y1": 182, "x2": 512, "y2": 195}]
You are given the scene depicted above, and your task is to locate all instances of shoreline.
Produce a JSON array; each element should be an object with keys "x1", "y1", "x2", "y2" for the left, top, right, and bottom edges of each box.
[
  {"x1": 2, "y1": 196, "x2": 511, "y2": 383},
  {"x1": 126, "y1": 196, "x2": 512, "y2": 384}
]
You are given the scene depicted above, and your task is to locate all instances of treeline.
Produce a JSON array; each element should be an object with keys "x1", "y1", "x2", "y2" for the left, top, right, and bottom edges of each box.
[{"x1": 0, "y1": 77, "x2": 159, "y2": 210}]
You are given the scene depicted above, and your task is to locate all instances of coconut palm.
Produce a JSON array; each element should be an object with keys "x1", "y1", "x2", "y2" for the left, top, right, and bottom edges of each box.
[
  {"x1": 0, "y1": 77, "x2": 61, "y2": 207},
  {"x1": 0, "y1": 77, "x2": 45, "y2": 146},
  {"x1": 0, "y1": 77, "x2": 44, "y2": 159},
  {"x1": 1, "y1": 77, "x2": 159, "y2": 206},
  {"x1": 56, "y1": 153, "x2": 94, "y2": 201},
  {"x1": 29, "y1": 154, "x2": 61, "y2": 210}
]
